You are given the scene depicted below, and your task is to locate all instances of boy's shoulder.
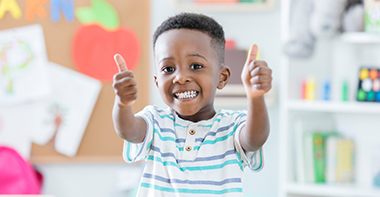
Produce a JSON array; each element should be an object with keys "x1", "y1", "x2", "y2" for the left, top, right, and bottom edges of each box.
[
  {"x1": 216, "y1": 109, "x2": 248, "y2": 123},
  {"x1": 138, "y1": 105, "x2": 174, "y2": 119},
  {"x1": 218, "y1": 108, "x2": 247, "y2": 117}
]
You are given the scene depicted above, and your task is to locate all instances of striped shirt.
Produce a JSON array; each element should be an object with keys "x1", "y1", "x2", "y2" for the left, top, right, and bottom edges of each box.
[{"x1": 123, "y1": 105, "x2": 264, "y2": 196}]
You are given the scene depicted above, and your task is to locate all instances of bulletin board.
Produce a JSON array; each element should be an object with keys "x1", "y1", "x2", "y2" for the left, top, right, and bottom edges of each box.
[{"x1": 0, "y1": 0, "x2": 150, "y2": 163}]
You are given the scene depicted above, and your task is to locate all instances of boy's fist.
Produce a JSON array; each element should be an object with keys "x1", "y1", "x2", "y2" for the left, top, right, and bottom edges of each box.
[
  {"x1": 241, "y1": 45, "x2": 272, "y2": 99},
  {"x1": 113, "y1": 54, "x2": 137, "y2": 106}
]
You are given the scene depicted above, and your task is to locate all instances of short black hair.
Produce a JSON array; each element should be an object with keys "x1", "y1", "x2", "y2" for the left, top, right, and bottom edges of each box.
[{"x1": 153, "y1": 13, "x2": 225, "y2": 64}]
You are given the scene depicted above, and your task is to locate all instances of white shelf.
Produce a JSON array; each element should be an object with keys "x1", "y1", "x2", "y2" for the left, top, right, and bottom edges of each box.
[
  {"x1": 286, "y1": 183, "x2": 380, "y2": 197},
  {"x1": 287, "y1": 100, "x2": 380, "y2": 114},
  {"x1": 340, "y1": 32, "x2": 380, "y2": 44},
  {"x1": 171, "y1": 0, "x2": 274, "y2": 12}
]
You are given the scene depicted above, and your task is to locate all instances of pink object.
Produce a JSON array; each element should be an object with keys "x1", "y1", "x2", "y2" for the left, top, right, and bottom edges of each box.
[
  {"x1": 225, "y1": 39, "x2": 236, "y2": 49},
  {"x1": 0, "y1": 146, "x2": 42, "y2": 194},
  {"x1": 301, "y1": 79, "x2": 306, "y2": 99}
]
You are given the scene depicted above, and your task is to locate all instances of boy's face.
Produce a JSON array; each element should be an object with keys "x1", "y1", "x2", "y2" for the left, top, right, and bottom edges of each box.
[{"x1": 154, "y1": 29, "x2": 230, "y2": 122}]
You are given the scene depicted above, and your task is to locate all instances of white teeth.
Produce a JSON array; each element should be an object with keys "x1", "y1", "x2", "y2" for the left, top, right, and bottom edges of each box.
[{"x1": 175, "y1": 91, "x2": 198, "y2": 99}]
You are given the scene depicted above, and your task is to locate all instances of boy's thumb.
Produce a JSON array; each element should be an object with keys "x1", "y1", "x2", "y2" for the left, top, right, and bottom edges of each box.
[
  {"x1": 114, "y1": 54, "x2": 128, "y2": 72},
  {"x1": 245, "y1": 44, "x2": 258, "y2": 66}
]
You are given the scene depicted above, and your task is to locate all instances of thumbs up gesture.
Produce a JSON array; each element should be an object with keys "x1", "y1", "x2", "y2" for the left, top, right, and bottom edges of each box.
[
  {"x1": 112, "y1": 54, "x2": 137, "y2": 106},
  {"x1": 241, "y1": 45, "x2": 272, "y2": 98}
]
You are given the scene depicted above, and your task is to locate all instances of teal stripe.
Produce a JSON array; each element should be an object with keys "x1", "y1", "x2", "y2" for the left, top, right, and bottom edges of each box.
[
  {"x1": 252, "y1": 148, "x2": 263, "y2": 171},
  {"x1": 198, "y1": 124, "x2": 212, "y2": 128},
  {"x1": 235, "y1": 151, "x2": 245, "y2": 171},
  {"x1": 157, "y1": 113, "x2": 174, "y2": 121},
  {"x1": 202, "y1": 123, "x2": 239, "y2": 145},
  {"x1": 202, "y1": 129, "x2": 235, "y2": 145},
  {"x1": 140, "y1": 183, "x2": 242, "y2": 194},
  {"x1": 174, "y1": 123, "x2": 187, "y2": 128},
  {"x1": 146, "y1": 138, "x2": 153, "y2": 151},
  {"x1": 144, "y1": 115, "x2": 154, "y2": 151},
  {"x1": 197, "y1": 112, "x2": 242, "y2": 128},
  {"x1": 154, "y1": 129, "x2": 176, "y2": 142},
  {"x1": 126, "y1": 143, "x2": 132, "y2": 162},
  {"x1": 148, "y1": 155, "x2": 241, "y2": 171},
  {"x1": 148, "y1": 110, "x2": 174, "y2": 121},
  {"x1": 177, "y1": 146, "x2": 199, "y2": 151},
  {"x1": 160, "y1": 114, "x2": 174, "y2": 120}
]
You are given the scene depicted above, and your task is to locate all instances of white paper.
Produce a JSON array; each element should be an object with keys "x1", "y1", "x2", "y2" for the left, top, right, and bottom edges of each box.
[
  {"x1": 0, "y1": 104, "x2": 38, "y2": 159},
  {"x1": 0, "y1": 24, "x2": 50, "y2": 106},
  {"x1": 32, "y1": 62, "x2": 102, "y2": 157}
]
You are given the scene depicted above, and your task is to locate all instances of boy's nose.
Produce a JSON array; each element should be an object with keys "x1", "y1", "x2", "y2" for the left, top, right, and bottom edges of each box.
[{"x1": 172, "y1": 72, "x2": 192, "y2": 84}]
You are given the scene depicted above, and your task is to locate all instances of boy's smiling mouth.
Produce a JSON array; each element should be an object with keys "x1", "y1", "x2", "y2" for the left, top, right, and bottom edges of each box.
[{"x1": 174, "y1": 90, "x2": 199, "y2": 100}]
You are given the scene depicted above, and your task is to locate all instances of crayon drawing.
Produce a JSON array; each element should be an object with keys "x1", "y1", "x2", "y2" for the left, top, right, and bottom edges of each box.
[
  {"x1": 32, "y1": 62, "x2": 101, "y2": 157},
  {"x1": 0, "y1": 24, "x2": 50, "y2": 106},
  {"x1": 0, "y1": 40, "x2": 34, "y2": 95},
  {"x1": 44, "y1": 102, "x2": 67, "y2": 149}
]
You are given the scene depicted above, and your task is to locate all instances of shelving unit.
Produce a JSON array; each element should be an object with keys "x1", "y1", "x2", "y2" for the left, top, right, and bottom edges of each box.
[
  {"x1": 279, "y1": 0, "x2": 380, "y2": 197},
  {"x1": 287, "y1": 100, "x2": 380, "y2": 114},
  {"x1": 171, "y1": 0, "x2": 274, "y2": 12},
  {"x1": 341, "y1": 32, "x2": 380, "y2": 44},
  {"x1": 286, "y1": 183, "x2": 380, "y2": 197}
]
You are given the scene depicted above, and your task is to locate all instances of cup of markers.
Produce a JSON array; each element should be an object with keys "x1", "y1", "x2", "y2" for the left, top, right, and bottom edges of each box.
[{"x1": 357, "y1": 67, "x2": 380, "y2": 102}]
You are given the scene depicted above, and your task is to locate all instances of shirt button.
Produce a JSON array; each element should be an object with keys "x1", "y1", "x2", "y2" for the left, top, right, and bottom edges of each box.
[
  {"x1": 185, "y1": 146, "x2": 192, "y2": 151},
  {"x1": 189, "y1": 129, "x2": 196, "y2": 135}
]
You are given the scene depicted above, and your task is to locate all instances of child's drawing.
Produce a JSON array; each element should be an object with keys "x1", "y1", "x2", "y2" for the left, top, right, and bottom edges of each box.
[
  {"x1": 32, "y1": 62, "x2": 101, "y2": 157},
  {"x1": 0, "y1": 40, "x2": 34, "y2": 94},
  {"x1": 0, "y1": 24, "x2": 50, "y2": 105},
  {"x1": 45, "y1": 103, "x2": 67, "y2": 149}
]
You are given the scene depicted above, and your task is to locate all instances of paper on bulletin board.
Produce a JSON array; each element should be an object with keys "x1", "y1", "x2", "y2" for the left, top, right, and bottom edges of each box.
[
  {"x1": 32, "y1": 62, "x2": 102, "y2": 157},
  {"x1": 0, "y1": 24, "x2": 50, "y2": 106},
  {"x1": 0, "y1": 104, "x2": 38, "y2": 159}
]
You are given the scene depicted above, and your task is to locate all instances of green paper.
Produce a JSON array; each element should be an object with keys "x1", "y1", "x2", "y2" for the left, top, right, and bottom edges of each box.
[
  {"x1": 312, "y1": 132, "x2": 340, "y2": 183},
  {"x1": 76, "y1": 0, "x2": 119, "y2": 30}
]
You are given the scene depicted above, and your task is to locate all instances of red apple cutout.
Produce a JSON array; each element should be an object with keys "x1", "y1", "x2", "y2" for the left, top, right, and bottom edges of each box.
[
  {"x1": 72, "y1": 0, "x2": 140, "y2": 82},
  {"x1": 72, "y1": 25, "x2": 140, "y2": 81}
]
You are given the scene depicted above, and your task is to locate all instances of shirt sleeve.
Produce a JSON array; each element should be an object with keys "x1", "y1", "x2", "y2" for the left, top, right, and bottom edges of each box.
[
  {"x1": 234, "y1": 111, "x2": 264, "y2": 172},
  {"x1": 122, "y1": 105, "x2": 155, "y2": 163}
]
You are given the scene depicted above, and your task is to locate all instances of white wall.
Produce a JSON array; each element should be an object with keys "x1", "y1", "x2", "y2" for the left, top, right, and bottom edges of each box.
[{"x1": 36, "y1": 1, "x2": 282, "y2": 197}]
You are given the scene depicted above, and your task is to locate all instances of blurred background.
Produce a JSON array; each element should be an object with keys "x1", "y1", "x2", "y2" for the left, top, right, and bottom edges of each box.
[{"x1": 1, "y1": 0, "x2": 380, "y2": 197}]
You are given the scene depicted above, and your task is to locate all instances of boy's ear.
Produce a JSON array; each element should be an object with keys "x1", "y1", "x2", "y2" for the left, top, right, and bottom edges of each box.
[
  {"x1": 154, "y1": 75, "x2": 158, "y2": 87},
  {"x1": 217, "y1": 65, "x2": 231, "y2": 89}
]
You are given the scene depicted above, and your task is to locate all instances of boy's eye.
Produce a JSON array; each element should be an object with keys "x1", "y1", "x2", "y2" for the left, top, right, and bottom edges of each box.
[
  {"x1": 162, "y1": 66, "x2": 175, "y2": 73},
  {"x1": 191, "y1": 64, "x2": 203, "y2": 70}
]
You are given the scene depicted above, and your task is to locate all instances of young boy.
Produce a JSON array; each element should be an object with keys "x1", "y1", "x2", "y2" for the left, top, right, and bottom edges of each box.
[{"x1": 112, "y1": 13, "x2": 272, "y2": 196}]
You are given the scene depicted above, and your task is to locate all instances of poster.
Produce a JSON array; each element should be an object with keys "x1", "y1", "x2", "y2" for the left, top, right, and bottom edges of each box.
[
  {"x1": 0, "y1": 24, "x2": 50, "y2": 106},
  {"x1": 32, "y1": 62, "x2": 102, "y2": 157}
]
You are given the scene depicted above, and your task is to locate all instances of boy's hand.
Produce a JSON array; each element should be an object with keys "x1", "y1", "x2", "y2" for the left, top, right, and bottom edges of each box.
[
  {"x1": 113, "y1": 54, "x2": 137, "y2": 106},
  {"x1": 241, "y1": 45, "x2": 272, "y2": 99}
]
